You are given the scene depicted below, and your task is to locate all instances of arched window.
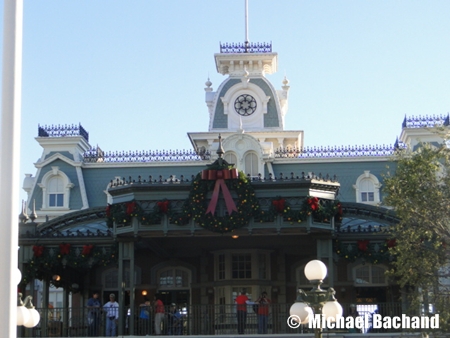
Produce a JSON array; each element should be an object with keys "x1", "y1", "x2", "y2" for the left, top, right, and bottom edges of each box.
[
  {"x1": 244, "y1": 152, "x2": 258, "y2": 177},
  {"x1": 224, "y1": 152, "x2": 238, "y2": 166},
  {"x1": 353, "y1": 171, "x2": 381, "y2": 204},
  {"x1": 38, "y1": 166, "x2": 74, "y2": 210}
]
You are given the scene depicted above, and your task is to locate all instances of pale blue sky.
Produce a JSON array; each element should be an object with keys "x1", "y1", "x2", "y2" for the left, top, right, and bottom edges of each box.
[{"x1": 1, "y1": 0, "x2": 450, "y2": 207}]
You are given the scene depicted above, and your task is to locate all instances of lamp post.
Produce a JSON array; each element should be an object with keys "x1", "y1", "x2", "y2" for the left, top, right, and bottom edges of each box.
[{"x1": 290, "y1": 260, "x2": 343, "y2": 338}]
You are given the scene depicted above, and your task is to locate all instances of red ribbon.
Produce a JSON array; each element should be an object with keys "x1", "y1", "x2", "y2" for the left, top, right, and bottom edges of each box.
[
  {"x1": 272, "y1": 199, "x2": 285, "y2": 214},
  {"x1": 202, "y1": 169, "x2": 238, "y2": 215},
  {"x1": 59, "y1": 243, "x2": 71, "y2": 255},
  {"x1": 357, "y1": 240, "x2": 370, "y2": 252},
  {"x1": 33, "y1": 245, "x2": 44, "y2": 257},
  {"x1": 307, "y1": 197, "x2": 319, "y2": 211},
  {"x1": 106, "y1": 205, "x2": 111, "y2": 217},
  {"x1": 157, "y1": 201, "x2": 169, "y2": 214},
  {"x1": 126, "y1": 201, "x2": 136, "y2": 215},
  {"x1": 387, "y1": 239, "x2": 396, "y2": 248},
  {"x1": 82, "y1": 245, "x2": 94, "y2": 255}
]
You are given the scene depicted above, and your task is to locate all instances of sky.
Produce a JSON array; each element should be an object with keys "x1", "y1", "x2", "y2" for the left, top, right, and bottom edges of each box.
[{"x1": 1, "y1": 0, "x2": 450, "y2": 208}]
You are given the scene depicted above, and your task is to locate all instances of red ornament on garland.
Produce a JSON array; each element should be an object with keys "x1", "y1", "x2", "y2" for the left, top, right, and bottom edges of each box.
[
  {"x1": 59, "y1": 243, "x2": 71, "y2": 255},
  {"x1": 357, "y1": 240, "x2": 370, "y2": 252},
  {"x1": 126, "y1": 201, "x2": 136, "y2": 215},
  {"x1": 157, "y1": 201, "x2": 169, "y2": 214},
  {"x1": 272, "y1": 199, "x2": 286, "y2": 214},
  {"x1": 387, "y1": 239, "x2": 396, "y2": 248},
  {"x1": 307, "y1": 197, "x2": 320, "y2": 211},
  {"x1": 33, "y1": 245, "x2": 44, "y2": 257},
  {"x1": 82, "y1": 245, "x2": 94, "y2": 256}
]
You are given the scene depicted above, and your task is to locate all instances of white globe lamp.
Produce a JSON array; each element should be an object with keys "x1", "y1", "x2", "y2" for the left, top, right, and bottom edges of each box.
[
  {"x1": 17, "y1": 305, "x2": 30, "y2": 326},
  {"x1": 23, "y1": 307, "x2": 40, "y2": 328},
  {"x1": 304, "y1": 260, "x2": 327, "y2": 281},
  {"x1": 289, "y1": 301, "x2": 313, "y2": 324},
  {"x1": 322, "y1": 301, "x2": 343, "y2": 322}
]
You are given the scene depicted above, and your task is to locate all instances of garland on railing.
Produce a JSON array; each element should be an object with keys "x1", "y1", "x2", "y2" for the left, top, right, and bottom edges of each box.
[
  {"x1": 22, "y1": 243, "x2": 118, "y2": 291},
  {"x1": 334, "y1": 238, "x2": 396, "y2": 263},
  {"x1": 107, "y1": 199, "x2": 170, "y2": 227},
  {"x1": 107, "y1": 192, "x2": 342, "y2": 234}
]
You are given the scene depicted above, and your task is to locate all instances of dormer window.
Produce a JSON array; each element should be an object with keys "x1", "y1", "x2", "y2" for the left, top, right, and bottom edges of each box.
[
  {"x1": 353, "y1": 171, "x2": 381, "y2": 205},
  {"x1": 38, "y1": 166, "x2": 74, "y2": 210}
]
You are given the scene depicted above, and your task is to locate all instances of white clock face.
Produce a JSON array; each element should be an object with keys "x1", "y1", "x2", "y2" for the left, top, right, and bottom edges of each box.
[{"x1": 234, "y1": 94, "x2": 257, "y2": 116}]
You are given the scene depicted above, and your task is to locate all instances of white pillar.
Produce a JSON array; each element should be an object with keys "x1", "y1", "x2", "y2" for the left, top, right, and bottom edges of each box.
[{"x1": 0, "y1": 0, "x2": 23, "y2": 336}]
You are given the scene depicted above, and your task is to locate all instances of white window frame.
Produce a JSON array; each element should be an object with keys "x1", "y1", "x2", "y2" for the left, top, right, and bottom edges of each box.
[
  {"x1": 353, "y1": 170, "x2": 381, "y2": 205},
  {"x1": 157, "y1": 267, "x2": 191, "y2": 290},
  {"x1": 224, "y1": 152, "x2": 238, "y2": 167},
  {"x1": 353, "y1": 264, "x2": 388, "y2": 286},
  {"x1": 38, "y1": 166, "x2": 74, "y2": 211},
  {"x1": 244, "y1": 151, "x2": 259, "y2": 178},
  {"x1": 213, "y1": 250, "x2": 271, "y2": 281}
]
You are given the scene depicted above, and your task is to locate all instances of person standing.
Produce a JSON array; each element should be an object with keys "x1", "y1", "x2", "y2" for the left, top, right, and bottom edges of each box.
[
  {"x1": 87, "y1": 292, "x2": 101, "y2": 336},
  {"x1": 256, "y1": 292, "x2": 271, "y2": 334},
  {"x1": 167, "y1": 303, "x2": 182, "y2": 335},
  {"x1": 103, "y1": 294, "x2": 119, "y2": 337},
  {"x1": 139, "y1": 298, "x2": 152, "y2": 335},
  {"x1": 235, "y1": 290, "x2": 251, "y2": 334},
  {"x1": 153, "y1": 294, "x2": 165, "y2": 335}
]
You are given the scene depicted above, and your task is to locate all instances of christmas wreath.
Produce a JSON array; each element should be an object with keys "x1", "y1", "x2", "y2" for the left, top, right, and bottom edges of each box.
[{"x1": 171, "y1": 167, "x2": 260, "y2": 233}]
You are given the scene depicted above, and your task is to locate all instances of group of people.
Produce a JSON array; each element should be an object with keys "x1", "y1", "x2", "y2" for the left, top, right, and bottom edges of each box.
[
  {"x1": 87, "y1": 292, "x2": 182, "y2": 336},
  {"x1": 87, "y1": 292, "x2": 119, "y2": 337},
  {"x1": 235, "y1": 290, "x2": 271, "y2": 334}
]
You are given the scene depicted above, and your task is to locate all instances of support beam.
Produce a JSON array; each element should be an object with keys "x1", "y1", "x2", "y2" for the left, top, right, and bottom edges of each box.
[{"x1": 0, "y1": 0, "x2": 23, "y2": 336}]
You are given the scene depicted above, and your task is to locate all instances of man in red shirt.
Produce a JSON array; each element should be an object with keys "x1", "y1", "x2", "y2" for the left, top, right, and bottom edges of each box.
[
  {"x1": 153, "y1": 294, "x2": 165, "y2": 335},
  {"x1": 256, "y1": 292, "x2": 271, "y2": 334},
  {"x1": 235, "y1": 290, "x2": 250, "y2": 334}
]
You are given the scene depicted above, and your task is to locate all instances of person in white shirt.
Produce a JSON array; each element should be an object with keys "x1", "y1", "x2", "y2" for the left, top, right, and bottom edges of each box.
[{"x1": 103, "y1": 294, "x2": 119, "y2": 336}]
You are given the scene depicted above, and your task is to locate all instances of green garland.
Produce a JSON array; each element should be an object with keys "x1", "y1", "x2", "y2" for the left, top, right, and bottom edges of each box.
[
  {"x1": 22, "y1": 243, "x2": 118, "y2": 292},
  {"x1": 334, "y1": 238, "x2": 394, "y2": 264},
  {"x1": 107, "y1": 199, "x2": 168, "y2": 227},
  {"x1": 106, "y1": 173, "x2": 343, "y2": 233}
]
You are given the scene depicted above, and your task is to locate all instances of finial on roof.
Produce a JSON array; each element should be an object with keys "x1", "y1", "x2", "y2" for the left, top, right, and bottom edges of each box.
[
  {"x1": 205, "y1": 76, "x2": 213, "y2": 92},
  {"x1": 30, "y1": 200, "x2": 37, "y2": 222},
  {"x1": 282, "y1": 75, "x2": 290, "y2": 91},
  {"x1": 217, "y1": 134, "x2": 225, "y2": 158}
]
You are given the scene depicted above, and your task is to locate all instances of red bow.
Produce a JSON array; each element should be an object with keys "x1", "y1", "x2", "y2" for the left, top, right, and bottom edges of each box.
[
  {"x1": 33, "y1": 245, "x2": 44, "y2": 257},
  {"x1": 157, "y1": 201, "x2": 169, "y2": 214},
  {"x1": 82, "y1": 245, "x2": 94, "y2": 255},
  {"x1": 387, "y1": 239, "x2": 396, "y2": 248},
  {"x1": 202, "y1": 169, "x2": 238, "y2": 215},
  {"x1": 106, "y1": 205, "x2": 111, "y2": 217},
  {"x1": 59, "y1": 243, "x2": 71, "y2": 255},
  {"x1": 307, "y1": 197, "x2": 319, "y2": 211},
  {"x1": 336, "y1": 203, "x2": 343, "y2": 215},
  {"x1": 126, "y1": 201, "x2": 136, "y2": 215},
  {"x1": 357, "y1": 240, "x2": 370, "y2": 252},
  {"x1": 272, "y1": 199, "x2": 285, "y2": 214}
]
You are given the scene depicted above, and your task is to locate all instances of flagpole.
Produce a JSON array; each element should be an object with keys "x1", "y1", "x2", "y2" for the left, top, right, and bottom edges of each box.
[{"x1": 0, "y1": 0, "x2": 24, "y2": 336}]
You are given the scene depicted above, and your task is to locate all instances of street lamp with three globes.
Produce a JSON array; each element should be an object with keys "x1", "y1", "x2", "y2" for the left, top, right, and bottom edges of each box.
[{"x1": 289, "y1": 260, "x2": 343, "y2": 338}]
